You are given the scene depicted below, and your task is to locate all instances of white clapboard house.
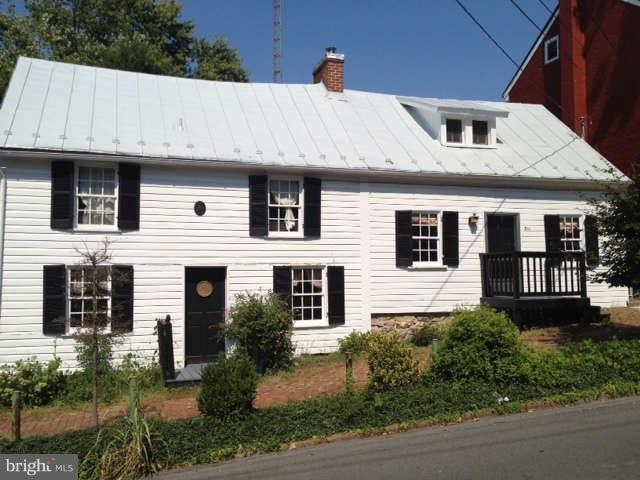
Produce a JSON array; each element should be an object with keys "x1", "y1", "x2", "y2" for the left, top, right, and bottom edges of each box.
[{"x1": 0, "y1": 50, "x2": 628, "y2": 370}]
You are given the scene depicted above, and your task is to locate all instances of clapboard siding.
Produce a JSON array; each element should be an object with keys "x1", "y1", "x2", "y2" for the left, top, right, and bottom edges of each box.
[
  {"x1": 0, "y1": 159, "x2": 366, "y2": 368},
  {"x1": 367, "y1": 182, "x2": 628, "y2": 313},
  {"x1": 0, "y1": 158, "x2": 629, "y2": 368}
]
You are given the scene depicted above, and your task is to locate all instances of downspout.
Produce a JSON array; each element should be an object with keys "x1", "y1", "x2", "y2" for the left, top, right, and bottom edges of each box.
[{"x1": 0, "y1": 167, "x2": 6, "y2": 318}]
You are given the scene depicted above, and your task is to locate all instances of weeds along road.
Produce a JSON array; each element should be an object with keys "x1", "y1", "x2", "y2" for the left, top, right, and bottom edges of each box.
[{"x1": 156, "y1": 395, "x2": 640, "y2": 480}]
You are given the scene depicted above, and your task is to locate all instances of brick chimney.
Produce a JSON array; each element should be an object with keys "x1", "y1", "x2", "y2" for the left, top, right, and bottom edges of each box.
[
  {"x1": 313, "y1": 47, "x2": 345, "y2": 92},
  {"x1": 559, "y1": 0, "x2": 588, "y2": 138}
]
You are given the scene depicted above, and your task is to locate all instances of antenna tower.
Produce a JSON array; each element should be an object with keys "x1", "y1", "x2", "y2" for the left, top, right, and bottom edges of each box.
[{"x1": 272, "y1": 0, "x2": 283, "y2": 83}]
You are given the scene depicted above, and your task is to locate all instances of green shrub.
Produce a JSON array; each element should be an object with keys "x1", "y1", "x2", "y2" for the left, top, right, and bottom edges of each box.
[
  {"x1": 197, "y1": 352, "x2": 259, "y2": 418},
  {"x1": 338, "y1": 330, "x2": 371, "y2": 355},
  {"x1": 366, "y1": 331, "x2": 420, "y2": 391},
  {"x1": 431, "y1": 306, "x2": 530, "y2": 385},
  {"x1": 61, "y1": 355, "x2": 163, "y2": 405},
  {"x1": 224, "y1": 292, "x2": 294, "y2": 374},
  {"x1": 0, "y1": 357, "x2": 65, "y2": 407},
  {"x1": 411, "y1": 324, "x2": 444, "y2": 347}
]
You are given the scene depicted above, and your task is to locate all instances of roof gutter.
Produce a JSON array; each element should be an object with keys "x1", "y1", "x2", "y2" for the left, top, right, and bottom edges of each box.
[{"x1": 0, "y1": 148, "x2": 617, "y2": 192}]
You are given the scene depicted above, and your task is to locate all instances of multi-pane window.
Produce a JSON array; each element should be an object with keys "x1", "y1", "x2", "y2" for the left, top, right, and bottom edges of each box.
[
  {"x1": 291, "y1": 267, "x2": 323, "y2": 321},
  {"x1": 446, "y1": 119, "x2": 463, "y2": 143},
  {"x1": 472, "y1": 120, "x2": 489, "y2": 145},
  {"x1": 560, "y1": 215, "x2": 581, "y2": 252},
  {"x1": 68, "y1": 267, "x2": 110, "y2": 329},
  {"x1": 412, "y1": 211, "x2": 439, "y2": 263},
  {"x1": 268, "y1": 179, "x2": 302, "y2": 233},
  {"x1": 77, "y1": 166, "x2": 116, "y2": 226}
]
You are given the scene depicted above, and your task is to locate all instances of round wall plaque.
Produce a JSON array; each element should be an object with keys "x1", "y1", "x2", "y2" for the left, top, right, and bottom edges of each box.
[
  {"x1": 194, "y1": 201, "x2": 206, "y2": 216},
  {"x1": 196, "y1": 280, "x2": 214, "y2": 298}
]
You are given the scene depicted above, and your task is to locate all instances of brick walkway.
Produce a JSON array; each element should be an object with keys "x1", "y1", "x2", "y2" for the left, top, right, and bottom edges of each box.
[{"x1": 0, "y1": 357, "x2": 369, "y2": 439}]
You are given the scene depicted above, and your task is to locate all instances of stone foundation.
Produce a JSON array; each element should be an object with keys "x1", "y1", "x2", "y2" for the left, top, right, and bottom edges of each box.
[{"x1": 371, "y1": 313, "x2": 453, "y2": 341}]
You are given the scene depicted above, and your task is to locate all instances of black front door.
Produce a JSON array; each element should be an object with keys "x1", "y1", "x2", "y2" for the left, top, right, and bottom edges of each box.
[
  {"x1": 487, "y1": 214, "x2": 518, "y2": 253},
  {"x1": 185, "y1": 267, "x2": 225, "y2": 365}
]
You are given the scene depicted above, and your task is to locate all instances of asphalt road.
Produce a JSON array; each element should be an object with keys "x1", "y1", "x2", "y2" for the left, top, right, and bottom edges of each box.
[{"x1": 157, "y1": 396, "x2": 640, "y2": 479}]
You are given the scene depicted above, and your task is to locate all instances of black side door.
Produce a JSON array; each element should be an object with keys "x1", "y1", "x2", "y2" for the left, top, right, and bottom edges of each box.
[
  {"x1": 185, "y1": 267, "x2": 225, "y2": 365},
  {"x1": 486, "y1": 214, "x2": 518, "y2": 253}
]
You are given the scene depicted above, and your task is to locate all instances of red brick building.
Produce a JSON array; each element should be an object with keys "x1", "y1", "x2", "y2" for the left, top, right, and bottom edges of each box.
[{"x1": 504, "y1": 0, "x2": 640, "y2": 175}]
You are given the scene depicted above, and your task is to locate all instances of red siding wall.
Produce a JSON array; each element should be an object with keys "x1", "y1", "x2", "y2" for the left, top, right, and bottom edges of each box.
[
  {"x1": 509, "y1": 20, "x2": 561, "y2": 119},
  {"x1": 508, "y1": 0, "x2": 640, "y2": 175}
]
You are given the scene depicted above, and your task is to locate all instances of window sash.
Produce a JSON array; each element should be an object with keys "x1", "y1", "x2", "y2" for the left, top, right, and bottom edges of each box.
[
  {"x1": 411, "y1": 211, "x2": 441, "y2": 264},
  {"x1": 446, "y1": 119, "x2": 463, "y2": 143},
  {"x1": 559, "y1": 215, "x2": 582, "y2": 252},
  {"x1": 472, "y1": 120, "x2": 489, "y2": 145},
  {"x1": 75, "y1": 164, "x2": 118, "y2": 229},
  {"x1": 68, "y1": 266, "x2": 111, "y2": 331},
  {"x1": 545, "y1": 36, "x2": 559, "y2": 63},
  {"x1": 291, "y1": 267, "x2": 324, "y2": 322},
  {"x1": 268, "y1": 178, "x2": 303, "y2": 235}
]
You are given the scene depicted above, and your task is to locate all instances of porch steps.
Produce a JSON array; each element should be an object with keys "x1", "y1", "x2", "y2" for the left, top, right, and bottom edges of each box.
[{"x1": 165, "y1": 363, "x2": 204, "y2": 387}]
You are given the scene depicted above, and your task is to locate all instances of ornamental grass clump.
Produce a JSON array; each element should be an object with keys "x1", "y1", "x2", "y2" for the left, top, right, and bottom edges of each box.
[{"x1": 431, "y1": 306, "x2": 531, "y2": 386}]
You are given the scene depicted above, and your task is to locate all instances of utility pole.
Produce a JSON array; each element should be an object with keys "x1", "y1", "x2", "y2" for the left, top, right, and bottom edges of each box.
[{"x1": 273, "y1": 0, "x2": 283, "y2": 83}]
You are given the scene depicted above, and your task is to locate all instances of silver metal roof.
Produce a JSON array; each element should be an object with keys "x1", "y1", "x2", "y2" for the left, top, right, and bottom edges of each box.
[{"x1": 0, "y1": 57, "x2": 620, "y2": 181}]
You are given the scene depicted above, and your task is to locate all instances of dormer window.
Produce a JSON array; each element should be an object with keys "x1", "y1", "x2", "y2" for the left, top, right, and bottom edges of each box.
[
  {"x1": 545, "y1": 35, "x2": 559, "y2": 64},
  {"x1": 446, "y1": 119, "x2": 463, "y2": 143},
  {"x1": 472, "y1": 120, "x2": 489, "y2": 145},
  {"x1": 441, "y1": 116, "x2": 497, "y2": 148}
]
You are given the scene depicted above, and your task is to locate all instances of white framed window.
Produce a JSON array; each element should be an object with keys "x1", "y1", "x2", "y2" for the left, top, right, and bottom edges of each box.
[
  {"x1": 442, "y1": 117, "x2": 497, "y2": 148},
  {"x1": 291, "y1": 266, "x2": 326, "y2": 325},
  {"x1": 268, "y1": 178, "x2": 303, "y2": 236},
  {"x1": 411, "y1": 211, "x2": 441, "y2": 265},
  {"x1": 559, "y1": 215, "x2": 582, "y2": 252},
  {"x1": 545, "y1": 35, "x2": 560, "y2": 64},
  {"x1": 68, "y1": 266, "x2": 111, "y2": 331},
  {"x1": 472, "y1": 120, "x2": 489, "y2": 145},
  {"x1": 75, "y1": 164, "x2": 118, "y2": 229},
  {"x1": 446, "y1": 119, "x2": 463, "y2": 144}
]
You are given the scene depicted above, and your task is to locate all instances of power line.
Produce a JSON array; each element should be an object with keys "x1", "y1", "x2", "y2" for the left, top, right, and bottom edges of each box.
[
  {"x1": 537, "y1": 0, "x2": 553, "y2": 14},
  {"x1": 454, "y1": 0, "x2": 564, "y2": 113},
  {"x1": 513, "y1": 136, "x2": 580, "y2": 175},
  {"x1": 509, "y1": 0, "x2": 542, "y2": 31}
]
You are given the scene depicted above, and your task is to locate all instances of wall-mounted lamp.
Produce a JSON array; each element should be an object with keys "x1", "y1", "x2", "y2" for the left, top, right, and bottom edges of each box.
[{"x1": 468, "y1": 213, "x2": 480, "y2": 225}]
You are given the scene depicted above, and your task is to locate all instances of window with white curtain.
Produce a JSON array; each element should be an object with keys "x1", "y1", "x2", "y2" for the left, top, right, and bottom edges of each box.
[{"x1": 268, "y1": 178, "x2": 303, "y2": 235}]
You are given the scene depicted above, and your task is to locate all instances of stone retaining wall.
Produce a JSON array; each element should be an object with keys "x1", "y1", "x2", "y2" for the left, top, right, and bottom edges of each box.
[{"x1": 371, "y1": 313, "x2": 452, "y2": 341}]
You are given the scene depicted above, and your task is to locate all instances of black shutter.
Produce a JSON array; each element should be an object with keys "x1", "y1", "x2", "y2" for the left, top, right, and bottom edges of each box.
[
  {"x1": 249, "y1": 175, "x2": 268, "y2": 237},
  {"x1": 273, "y1": 266, "x2": 292, "y2": 307},
  {"x1": 584, "y1": 215, "x2": 600, "y2": 267},
  {"x1": 43, "y1": 265, "x2": 66, "y2": 335},
  {"x1": 327, "y1": 266, "x2": 345, "y2": 326},
  {"x1": 50, "y1": 161, "x2": 74, "y2": 230},
  {"x1": 395, "y1": 211, "x2": 413, "y2": 268},
  {"x1": 112, "y1": 265, "x2": 134, "y2": 333},
  {"x1": 304, "y1": 177, "x2": 321, "y2": 238},
  {"x1": 544, "y1": 215, "x2": 561, "y2": 253},
  {"x1": 442, "y1": 211, "x2": 459, "y2": 267},
  {"x1": 118, "y1": 163, "x2": 140, "y2": 231}
]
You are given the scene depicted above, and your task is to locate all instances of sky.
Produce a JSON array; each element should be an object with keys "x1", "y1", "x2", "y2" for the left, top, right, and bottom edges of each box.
[{"x1": 181, "y1": 0, "x2": 556, "y2": 100}]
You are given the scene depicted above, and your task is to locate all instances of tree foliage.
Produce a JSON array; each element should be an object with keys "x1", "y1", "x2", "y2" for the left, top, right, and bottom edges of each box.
[
  {"x1": 588, "y1": 167, "x2": 640, "y2": 291},
  {"x1": 0, "y1": 0, "x2": 248, "y2": 97}
]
